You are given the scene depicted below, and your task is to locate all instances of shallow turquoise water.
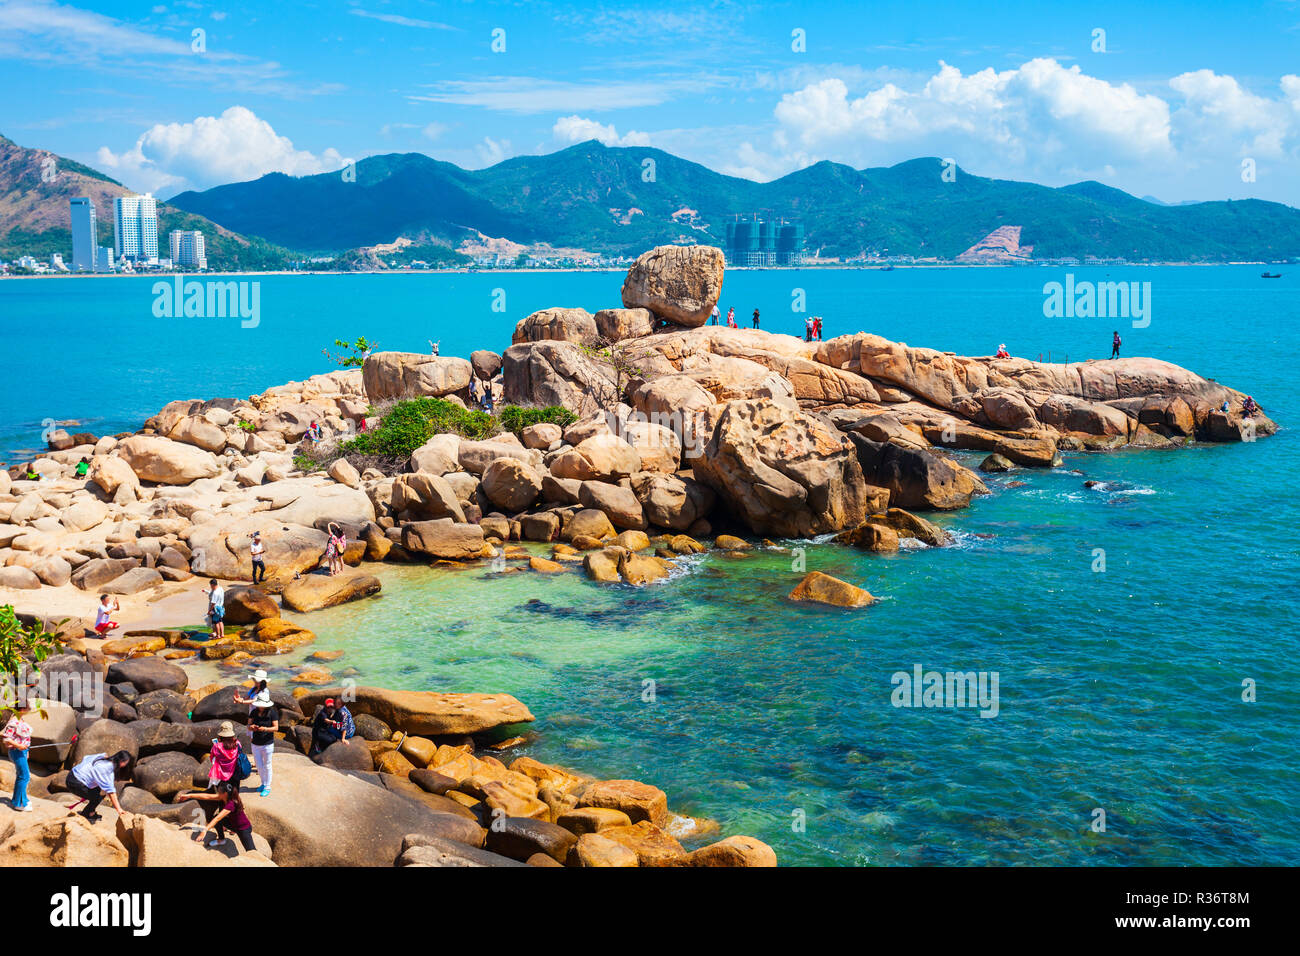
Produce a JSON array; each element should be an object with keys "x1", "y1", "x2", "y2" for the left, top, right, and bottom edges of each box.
[{"x1": 3, "y1": 266, "x2": 1297, "y2": 864}]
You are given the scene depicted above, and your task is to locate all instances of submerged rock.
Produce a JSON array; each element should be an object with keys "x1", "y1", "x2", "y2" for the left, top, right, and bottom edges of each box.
[{"x1": 788, "y1": 571, "x2": 875, "y2": 608}]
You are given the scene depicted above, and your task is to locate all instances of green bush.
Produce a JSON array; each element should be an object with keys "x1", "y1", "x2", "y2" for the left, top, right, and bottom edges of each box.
[
  {"x1": 498, "y1": 405, "x2": 577, "y2": 435},
  {"x1": 340, "y1": 397, "x2": 495, "y2": 458}
]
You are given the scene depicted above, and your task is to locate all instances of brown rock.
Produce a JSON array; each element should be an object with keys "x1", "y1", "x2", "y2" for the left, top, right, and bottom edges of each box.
[{"x1": 789, "y1": 571, "x2": 875, "y2": 608}]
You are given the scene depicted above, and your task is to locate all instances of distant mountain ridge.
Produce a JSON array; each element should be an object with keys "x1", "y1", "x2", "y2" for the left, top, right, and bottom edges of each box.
[
  {"x1": 0, "y1": 134, "x2": 297, "y2": 269},
  {"x1": 164, "y1": 141, "x2": 1300, "y2": 262}
]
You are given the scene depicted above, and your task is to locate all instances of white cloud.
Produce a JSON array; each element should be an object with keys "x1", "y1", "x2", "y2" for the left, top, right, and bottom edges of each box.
[
  {"x1": 349, "y1": 9, "x2": 455, "y2": 30},
  {"x1": 552, "y1": 115, "x2": 651, "y2": 147},
  {"x1": 410, "y1": 76, "x2": 703, "y2": 113},
  {"x1": 96, "y1": 106, "x2": 345, "y2": 194}
]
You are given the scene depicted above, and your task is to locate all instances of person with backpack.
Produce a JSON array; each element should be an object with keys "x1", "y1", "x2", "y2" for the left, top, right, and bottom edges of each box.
[
  {"x1": 203, "y1": 578, "x2": 226, "y2": 640},
  {"x1": 66, "y1": 750, "x2": 133, "y2": 821},
  {"x1": 324, "y1": 523, "x2": 347, "y2": 576},
  {"x1": 1111, "y1": 331, "x2": 1122, "y2": 359},
  {"x1": 752, "y1": 308, "x2": 760, "y2": 329},
  {"x1": 207, "y1": 722, "x2": 248, "y2": 789}
]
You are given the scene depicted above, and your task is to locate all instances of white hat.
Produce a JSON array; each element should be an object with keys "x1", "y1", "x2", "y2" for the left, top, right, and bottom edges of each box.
[
  {"x1": 251, "y1": 689, "x2": 274, "y2": 708},
  {"x1": 250, "y1": 669, "x2": 268, "y2": 682}
]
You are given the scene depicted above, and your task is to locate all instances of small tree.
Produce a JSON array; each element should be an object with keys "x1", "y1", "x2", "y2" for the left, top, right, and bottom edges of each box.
[
  {"x1": 0, "y1": 605, "x2": 63, "y2": 719},
  {"x1": 322, "y1": 336, "x2": 379, "y2": 368}
]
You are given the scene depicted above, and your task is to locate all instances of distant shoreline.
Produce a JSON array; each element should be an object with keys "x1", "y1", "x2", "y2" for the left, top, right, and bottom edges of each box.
[{"x1": 0, "y1": 260, "x2": 1291, "y2": 280}]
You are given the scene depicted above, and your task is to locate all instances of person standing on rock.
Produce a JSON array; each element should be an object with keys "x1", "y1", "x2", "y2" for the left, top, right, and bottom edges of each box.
[
  {"x1": 204, "y1": 578, "x2": 226, "y2": 640},
  {"x1": 3, "y1": 708, "x2": 33, "y2": 812},
  {"x1": 805, "y1": 316, "x2": 815, "y2": 342},
  {"x1": 208, "y1": 721, "x2": 244, "y2": 790},
  {"x1": 1111, "y1": 331, "x2": 1122, "y2": 359},
  {"x1": 93, "y1": 594, "x2": 120, "y2": 635},
  {"x1": 66, "y1": 750, "x2": 132, "y2": 821},
  {"x1": 726, "y1": 306, "x2": 736, "y2": 328},
  {"x1": 752, "y1": 308, "x2": 761, "y2": 329},
  {"x1": 710, "y1": 304, "x2": 719, "y2": 325},
  {"x1": 241, "y1": 689, "x2": 278, "y2": 797},
  {"x1": 814, "y1": 316, "x2": 823, "y2": 341},
  {"x1": 249, "y1": 531, "x2": 266, "y2": 585},
  {"x1": 325, "y1": 523, "x2": 346, "y2": 576}
]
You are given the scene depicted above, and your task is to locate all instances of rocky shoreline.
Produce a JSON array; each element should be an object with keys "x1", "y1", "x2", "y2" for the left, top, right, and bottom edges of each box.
[{"x1": 0, "y1": 244, "x2": 1277, "y2": 867}]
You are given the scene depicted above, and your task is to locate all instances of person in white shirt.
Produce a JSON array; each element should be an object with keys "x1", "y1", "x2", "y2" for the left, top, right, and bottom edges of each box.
[
  {"x1": 204, "y1": 578, "x2": 226, "y2": 640},
  {"x1": 250, "y1": 531, "x2": 266, "y2": 584}
]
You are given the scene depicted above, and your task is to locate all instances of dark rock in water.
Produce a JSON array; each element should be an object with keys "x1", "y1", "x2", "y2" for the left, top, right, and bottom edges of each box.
[
  {"x1": 135, "y1": 751, "x2": 200, "y2": 801},
  {"x1": 354, "y1": 713, "x2": 391, "y2": 741},
  {"x1": 980, "y1": 453, "x2": 1013, "y2": 473},
  {"x1": 106, "y1": 657, "x2": 188, "y2": 694},
  {"x1": 338, "y1": 667, "x2": 361, "y2": 679},
  {"x1": 1084, "y1": 480, "x2": 1104, "y2": 489},
  {"x1": 485, "y1": 816, "x2": 578, "y2": 863}
]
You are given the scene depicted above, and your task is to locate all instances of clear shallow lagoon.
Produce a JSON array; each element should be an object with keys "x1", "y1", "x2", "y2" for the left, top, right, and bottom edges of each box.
[{"x1": 3, "y1": 266, "x2": 1297, "y2": 865}]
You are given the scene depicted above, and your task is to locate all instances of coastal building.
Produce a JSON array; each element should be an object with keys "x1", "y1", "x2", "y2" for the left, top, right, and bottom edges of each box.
[
  {"x1": 113, "y1": 194, "x2": 159, "y2": 263},
  {"x1": 70, "y1": 197, "x2": 98, "y2": 272},
  {"x1": 168, "y1": 229, "x2": 207, "y2": 270},
  {"x1": 96, "y1": 245, "x2": 115, "y2": 273},
  {"x1": 50, "y1": 253, "x2": 69, "y2": 272},
  {"x1": 724, "y1": 217, "x2": 805, "y2": 266}
]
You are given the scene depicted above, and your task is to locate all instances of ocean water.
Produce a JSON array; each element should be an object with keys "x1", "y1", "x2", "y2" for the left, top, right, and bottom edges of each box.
[{"x1": 2, "y1": 266, "x2": 1297, "y2": 865}]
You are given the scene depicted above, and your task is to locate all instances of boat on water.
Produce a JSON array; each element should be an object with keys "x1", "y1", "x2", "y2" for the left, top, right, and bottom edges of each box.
[{"x1": 1261, "y1": 271, "x2": 1282, "y2": 278}]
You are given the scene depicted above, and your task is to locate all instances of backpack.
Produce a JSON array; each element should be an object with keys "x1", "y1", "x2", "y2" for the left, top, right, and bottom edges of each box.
[{"x1": 233, "y1": 744, "x2": 252, "y2": 782}]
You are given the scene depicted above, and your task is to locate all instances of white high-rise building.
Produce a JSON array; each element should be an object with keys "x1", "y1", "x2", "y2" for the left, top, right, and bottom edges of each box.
[
  {"x1": 114, "y1": 194, "x2": 158, "y2": 263},
  {"x1": 70, "y1": 197, "x2": 97, "y2": 272},
  {"x1": 169, "y1": 229, "x2": 207, "y2": 270}
]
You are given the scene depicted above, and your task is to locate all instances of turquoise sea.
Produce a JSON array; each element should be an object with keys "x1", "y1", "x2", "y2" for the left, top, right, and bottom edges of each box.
[{"x1": 2, "y1": 266, "x2": 1297, "y2": 865}]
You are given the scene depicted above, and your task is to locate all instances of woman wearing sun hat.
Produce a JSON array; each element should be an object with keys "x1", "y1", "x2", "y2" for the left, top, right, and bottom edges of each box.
[
  {"x1": 233, "y1": 671, "x2": 278, "y2": 795},
  {"x1": 208, "y1": 721, "x2": 243, "y2": 789}
]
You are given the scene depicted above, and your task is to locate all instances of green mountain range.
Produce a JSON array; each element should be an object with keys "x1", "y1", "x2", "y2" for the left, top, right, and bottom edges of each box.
[{"x1": 165, "y1": 141, "x2": 1300, "y2": 262}]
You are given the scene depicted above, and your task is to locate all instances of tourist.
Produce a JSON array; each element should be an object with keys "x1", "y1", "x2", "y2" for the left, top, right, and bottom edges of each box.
[
  {"x1": 3, "y1": 708, "x2": 33, "y2": 812},
  {"x1": 181, "y1": 780, "x2": 257, "y2": 850},
  {"x1": 249, "y1": 531, "x2": 266, "y2": 584},
  {"x1": 814, "y1": 316, "x2": 823, "y2": 341},
  {"x1": 203, "y1": 578, "x2": 226, "y2": 640},
  {"x1": 1111, "y1": 331, "x2": 1122, "y2": 359},
  {"x1": 1243, "y1": 395, "x2": 1261, "y2": 416},
  {"x1": 709, "y1": 304, "x2": 719, "y2": 325},
  {"x1": 66, "y1": 750, "x2": 132, "y2": 821},
  {"x1": 726, "y1": 306, "x2": 736, "y2": 328},
  {"x1": 74, "y1": 457, "x2": 90, "y2": 478},
  {"x1": 1221, "y1": 399, "x2": 1231, "y2": 414},
  {"x1": 469, "y1": 376, "x2": 481, "y2": 406},
  {"x1": 310, "y1": 698, "x2": 354, "y2": 755},
  {"x1": 93, "y1": 594, "x2": 120, "y2": 635},
  {"x1": 235, "y1": 672, "x2": 277, "y2": 795},
  {"x1": 325, "y1": 523, "x2": 346, "y2": 576},
  {"x1": 22, "y1": 464, "x2": 40, "y2": 482},
  {"x1": 305, "y1": 421, "x2": 323, "y2": 444},
  {"x1": 429, "y1": 339, "x2": 440, "y2": 357},
  {"x1": 805, "y1": 316, "x2": 814, "y2": 342},
  {"x1": 752, "y1": 308, "x2": 760, "y2": 329},
  {"x1": 208, "y1": 721, "x2": 244, "y2": 789},
  {"x1": 995, "y1": 343, "x2": 1010, "y2": 359}
]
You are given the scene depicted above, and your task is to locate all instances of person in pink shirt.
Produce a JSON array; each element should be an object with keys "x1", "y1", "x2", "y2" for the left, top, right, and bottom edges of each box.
[
  {"x1": 3, "y1": 711, "x2": 33, "y2": 811},
  {"x1": 208, "y1": 722, "x2": 242, "y2": 787}
]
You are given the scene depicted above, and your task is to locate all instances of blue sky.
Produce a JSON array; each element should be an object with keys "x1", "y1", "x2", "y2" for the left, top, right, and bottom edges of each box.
[{"x1": 3, "y1": 0, "x2": 1300, "y2": 205}]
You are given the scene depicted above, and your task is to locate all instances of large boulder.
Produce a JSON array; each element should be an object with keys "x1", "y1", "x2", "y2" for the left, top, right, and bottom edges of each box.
[
  {"x1": 621, "y1": 245, "x2": 725, "y2": 328},
  {"x1": 106, "y1": 657, "x2": 188, "y2": 694},
  {"x1": 362, "y1": 352, "x2": 472, "y2": 403},
  {"x1": 24, "y1": 700, "x2": 78, "y2": 765},
  {"x1": 549, "y1": 433, "x2": 641, "y2": 482},
  {"x1": 401, "y1": 519, "x2": 485, "y2": 560},
  {"x1": 849, "y1": 433, "x2": 987, "y2": 511},
  {"x1": 0, "y1": 807, "x2": 129, "y2": 866},
  {"x1": 134, "y1": 751, "x2": 200, "y2": 801},
  {"x1": 594, "y1": 307, "x2": 655, "y2": 342},
  {"x1": 692, "y1": 399, "x2": 871, "y2": 536},
  {"x1": 295, "y1": 687, "x2": 533, "y2": 736},
  {"x1": 223, "y1": 586, "x2": 280, "y2": 625},
  {"x1": 102, "y1": 567, "x2": 164, "y2": 595},
  {"x1": 391, "y1": 473, "x2": 466, "y2": 522},
  {"x1": 470, "y1": 349, "x2": 502, "y2": 381},
  {"x1": 280, "y1": 572, "x2": 382, "y2": 613},
  {"x1": 88, "y1": 456, "x2": 139, "y2": 495},
  {"x1": 187, "y1": 519, "x2": 328, "y2": 581},
  {"x1": 501, "y1": 341, "x2": 619, "y2": 411},
  {"x1": 512, "y1": 307, "x2": 599, "y2": 346},
  {"x1": 629, "y1": 472, "x2": 715, "y2": 532},
  {"x1": 246, "y1": 754, "x2": 505, "y2": 866},
  {"x1": 116, "y1": 435, "x2": 221, "y2": 485},
  {"x1": 481, "y1": 458, "x2": 543, "y2": 513},
  {"x1": 115, "y1": 813, "x2": 273, "y2": 867},
  {"x1": 409, "y1": 433, "x2": 462, "y2": 475}
]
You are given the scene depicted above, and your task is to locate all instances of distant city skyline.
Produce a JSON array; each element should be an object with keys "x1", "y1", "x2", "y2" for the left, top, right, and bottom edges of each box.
[{"x1": 2, "y1": 1, "x2": 1300, "y2": 206}]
